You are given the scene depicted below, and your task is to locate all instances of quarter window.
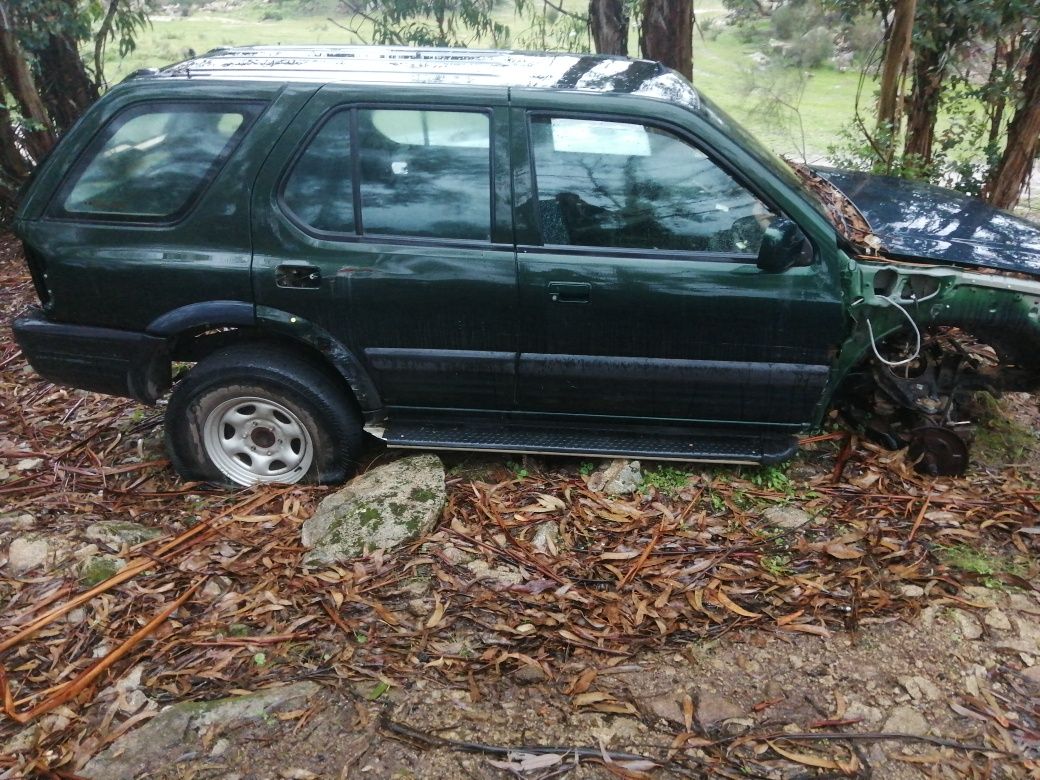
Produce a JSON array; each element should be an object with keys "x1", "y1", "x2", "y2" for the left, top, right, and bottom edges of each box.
[
  {"x1": 357, "y1": 109, "x2": 491, "y2": 241},
  {"x1": 282, "y1": 112, "x2": 355, "y2": 234},
  {"x1": 61, "y1": 103, "x2": 258, "y2": 220},
  {"x1": 530, "y1": 116, "x2": 772, "y2": 254}
]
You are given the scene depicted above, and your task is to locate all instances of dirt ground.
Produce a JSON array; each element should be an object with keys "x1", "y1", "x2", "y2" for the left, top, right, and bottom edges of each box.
[{"x1": 2, "y1": 233, "x2": 1039, "y2": 780}]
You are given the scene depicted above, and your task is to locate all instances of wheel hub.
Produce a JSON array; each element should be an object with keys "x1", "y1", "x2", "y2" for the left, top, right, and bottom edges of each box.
[
  {"x1": 908, "y1": 426, "x2": 969, "y2": 477},
  {"x1": 202, "y1": 396, "x2": 314, "y2": 485}
]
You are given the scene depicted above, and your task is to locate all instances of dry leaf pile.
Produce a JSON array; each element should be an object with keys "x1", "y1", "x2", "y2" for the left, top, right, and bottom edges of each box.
[{"x1": 2, "y1": 235, "x2": 1039, "y2": 777}]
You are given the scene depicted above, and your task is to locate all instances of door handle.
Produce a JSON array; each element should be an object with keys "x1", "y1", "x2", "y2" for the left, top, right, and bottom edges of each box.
[
  {"x1": 548, "y1": 281, "x2": 591, "y2": 303},
  {"x1": 276, "y1": 264, "x2": 321, "y2": 289}
]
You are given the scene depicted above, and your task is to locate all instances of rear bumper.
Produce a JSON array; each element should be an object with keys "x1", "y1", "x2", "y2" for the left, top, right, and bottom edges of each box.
[{"x1": 12, "y1": 309, "x2": 171, "y2": 404}]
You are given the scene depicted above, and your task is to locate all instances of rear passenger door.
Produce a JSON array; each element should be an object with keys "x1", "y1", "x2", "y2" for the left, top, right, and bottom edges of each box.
[{"x1": 252, "y1": 87, "x2": 517, "y2": 413}]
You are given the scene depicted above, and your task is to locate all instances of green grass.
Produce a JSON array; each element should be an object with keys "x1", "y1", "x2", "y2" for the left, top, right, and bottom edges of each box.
[
  {"x1": 639, "y1": 465, "x2": 690, "y2": 495},
  {"x1": 939, "y1": 544, "x2": 1028, "y2": 589}
]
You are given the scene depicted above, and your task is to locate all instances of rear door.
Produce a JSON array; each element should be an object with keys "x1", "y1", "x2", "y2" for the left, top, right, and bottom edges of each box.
[
  {"x1": 511, "y1": 105, "x2": 845, "y2": 428},
  {"x1": 251, "y1": 86, "x2": 517, "y2": 412}
]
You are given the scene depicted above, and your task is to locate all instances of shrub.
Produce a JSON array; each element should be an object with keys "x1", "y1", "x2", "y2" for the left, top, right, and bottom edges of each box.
[
  {"x1": 771, "y1": 1, "x2": 824, "y2": 41},
  {"x1": 791, "y1": 25, "x2": 834, "y2": 69}
]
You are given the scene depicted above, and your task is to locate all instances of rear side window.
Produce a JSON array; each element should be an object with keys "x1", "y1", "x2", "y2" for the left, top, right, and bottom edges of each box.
[
  {"x1": 357, "y1": 109, "x2": 491, "y2": 241},
  {"x1": 58, "y1": 102, "x2": 260, "y2": 221}
]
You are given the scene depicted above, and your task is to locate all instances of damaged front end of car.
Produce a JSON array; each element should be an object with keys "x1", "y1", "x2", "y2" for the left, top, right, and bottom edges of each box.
[{"x1": 832, "y1": 260, "x2": 1040, "y2": 475}]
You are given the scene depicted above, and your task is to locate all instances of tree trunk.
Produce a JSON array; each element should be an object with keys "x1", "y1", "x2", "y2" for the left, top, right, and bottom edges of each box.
[
  {"x1": 903, "y1": 45, "x2": 943, "y2": 167},
  {"x1": 876, "y1": 0, "x2": 915, "y2": 139},
  {"x1": 983, "y1": 33, "x2": 1040, "y2": 210},
  {"x1": 589, "y1": 0, "x2": 629, "y2": 56},
  {"x1": 39, "y1": 33, "x2": 99, "y2": 133},
  {"x1": 639, "y1": 0, "x2": 692, "y2": 81},
  {"x1": 0, "y1": 2, "x2": 56, "y2": 159}
]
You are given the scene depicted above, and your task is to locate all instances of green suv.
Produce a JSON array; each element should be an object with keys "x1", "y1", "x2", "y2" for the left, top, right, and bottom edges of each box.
[{"x1": 12, "y1": 46, "x2": 1040, "y2": 485}]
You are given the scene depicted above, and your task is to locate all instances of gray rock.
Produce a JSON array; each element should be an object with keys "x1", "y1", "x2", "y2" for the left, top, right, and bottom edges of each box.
[
  {"x1": 1008, "y1": 593, "x2": 1040, "y2": 616},
  {"x1": 6, "y1": 537, "x2": 49, "y2": 573},
  {"x1": 79, "y1": 555, "x2": 126, "y2": 586},
  {"x1": 1021, "y1": 667, "x2": 1040, "y2": 685},
  {"x1": 85, "y1": 520, "x2": 162, "y2": 549},
  {"x1": 883, "y1": 705, "x2": 929, "y2": 736},
  {"x1": 0, "y1": 512, "x2": 35, "y2": 531},
  {"x1": 465, "y1": 559, "x2": 523, "y2": 588},
  {"x1": 761, "y1": 505, "x2": 811, "y2": 530},
  {"x1": 696, "y1": 693, "x2": 742, "y2": 729},
  {"x1": 984, "y1": 609, "x2": 1012, "y2": 631},
  {"x1": 531, "y1": 522, "x2": 560, "y2": 554},
  {"x1": 844, "y1": 701, "x2": 883, "y2": 726},
  {"x1": 302, "y1": 454, "x2": 446, "y2": 564},
  {"x1": 643, "y1": 694, "x2": 685, "y2": 725},
  {"x1": 587, "y1": 459, "x2": 641, "y2": 495},
  {"x1": 953, "y1": 611, "x2": 983, "y2": 640},
  {"x1": 898, "y1": 675, "x2": 941, "y2": 701},
  {"x1": 900, "y1": 584, "x2": 926, "y2": 598},
  {"x1": 83, "y1": 682, "x2": 318, "y2": 780}
]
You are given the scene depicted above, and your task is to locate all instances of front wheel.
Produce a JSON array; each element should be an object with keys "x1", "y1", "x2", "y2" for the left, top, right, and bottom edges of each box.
[{"x1": 165, "y1": 343, "x2": 364, "y2": 486}]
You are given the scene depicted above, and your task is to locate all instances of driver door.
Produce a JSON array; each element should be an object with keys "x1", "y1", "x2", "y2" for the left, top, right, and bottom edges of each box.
[{"x1": 514, "y1": 110, "x2": 845, "y2": 428}]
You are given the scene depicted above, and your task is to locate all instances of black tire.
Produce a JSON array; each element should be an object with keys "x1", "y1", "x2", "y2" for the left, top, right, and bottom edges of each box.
[{"x1": 164, "y1": 342, "x2": 363, "y2": 485}]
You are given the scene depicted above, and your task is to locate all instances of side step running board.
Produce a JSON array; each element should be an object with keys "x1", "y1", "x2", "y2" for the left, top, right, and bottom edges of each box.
[{"x1": 377, "y1": 419, "x2": 797, "y2": 465}]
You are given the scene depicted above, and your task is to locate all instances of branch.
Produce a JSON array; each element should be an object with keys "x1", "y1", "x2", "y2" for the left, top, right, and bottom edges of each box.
[
  {"x1": 542, "y1": 0, "x2": 587, "y2": 22},
  {"x1": 94, "y1": 0, "x2": 121, "y2": 91}
]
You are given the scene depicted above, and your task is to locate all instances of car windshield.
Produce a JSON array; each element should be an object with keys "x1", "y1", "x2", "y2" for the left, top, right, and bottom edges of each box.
[{"x1": 691, "y1": 94, "x2": 875, "y2": 249}]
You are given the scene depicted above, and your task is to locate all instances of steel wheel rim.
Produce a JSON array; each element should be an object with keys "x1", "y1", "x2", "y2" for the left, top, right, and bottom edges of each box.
[{"x1": 202, "y1": 396, "x2": 314, "y2": 485}]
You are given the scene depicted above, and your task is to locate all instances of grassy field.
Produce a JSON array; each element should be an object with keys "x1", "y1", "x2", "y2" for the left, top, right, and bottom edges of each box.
[{"x1": 107, "y1": 2, "x2": 863, "y2": 159}]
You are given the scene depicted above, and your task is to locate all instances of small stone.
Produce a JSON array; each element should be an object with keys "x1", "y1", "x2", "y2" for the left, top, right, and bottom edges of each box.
[
  {"x1": 1, "y1": 724, "x2": 40, "y2": 755},
  {"x1": 0, "y1": 512, "x2": 35, "y2": 531},
  {"x1": 900, "y1": 584, "x2": 925, "y2": 598},
  {"x1": 15, "y1": 457, "x2": 42, "y2": 471},
  {"x1": 79, "y1": 555, "x2": 125, "y2": 586},
  {"x1": 898, "y1": 675, "x2": 941, "y2": 701},
  {"x1": 1021, "y1": 667, "x2": 1040, "y2": 685},
  {"x1": 953, "y1": 611, "x2": 983, "y2": 640},
  {"x1": 883, "y1": 706, "x2": 929, "y2": 736},
  {"x1": 209, "y1": 737, "x2": 230, "y2": 757},
  {"x1": 85, "y1": 521, "x2": 162, "y2": 549},
  {"x1": 514, "y1": 664, "x2": 547, "y2": 684},
  {"x1": 845, "y1": 701, "x2": 883, "y2": 726},
  {"x1": 761, "y1": 505, "x2": 812, "y2": 530},
  {"x1": 438, "y1": 544, "x2": 472, "y2": 566},
  {"x1": 587, "y1": 459, "x2": 642, "y2": 495},
  {"x1": 406, "y1": 598, "x2": 432, "y2": 617},
  {"x1": 696, "y1": 693, "x2": 743, "y2": 729},
  {"x1": 465, "y1": 559, "x2": 523, "y2": 588},
  {"x1": 984, "y1": 609, "x2": 1012, "y2": 631},
  {"x1": 531, "y1": 522, "x2": 560, "y2": 555},
  {"x1": 6, "y1": 537, "x2": 49, "y2": 574},
  {"x1": 962, "y1": 586, "x2": 998, "y2": 608},
  {"x1": 642, "y1": 694, "x2": 685, "y2": 725},
  {"x1": 1008, "y1": 593, "x2": 1040, "y2": 616}
]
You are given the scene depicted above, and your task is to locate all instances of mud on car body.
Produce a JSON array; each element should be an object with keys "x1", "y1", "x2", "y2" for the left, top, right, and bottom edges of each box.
[{"x1": 11, "y1": 46, "x2": 1040, "y2": 485}]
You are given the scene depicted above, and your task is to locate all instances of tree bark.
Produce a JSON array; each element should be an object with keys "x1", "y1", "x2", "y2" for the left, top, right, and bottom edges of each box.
[
  {"x1": 876, "y1": 0, "x2": 915, "y2": 139},
  {"x1": 983, "y1": 32, "x2": 1040, "y2": 210},
  {"x1": 589, "y1": 0, "x2": 629, "y2": 56},
  {"x1": 903, "y1": 45, "x2": 943, "y2": 167},
  {"x1": 39, "y1": 33, "x2": 99, "y2": 133},
  {"x1": 639, "y1": 0, "x2": 693, "y2": 81},
  {"x1": 0, "y1": 1, "x2": 56, "y2": 159},
  {"x1": 94, "y1": 0, "x2": 121, "y2": 90}
]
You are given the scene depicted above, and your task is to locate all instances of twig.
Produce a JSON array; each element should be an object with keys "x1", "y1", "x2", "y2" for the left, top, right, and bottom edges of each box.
[
  {"x1": 0, "y1": 579, "x2": 202, "y2": 723},
  {"x1": 380, "y1": 713, "x2": 658, "y2": 763}
]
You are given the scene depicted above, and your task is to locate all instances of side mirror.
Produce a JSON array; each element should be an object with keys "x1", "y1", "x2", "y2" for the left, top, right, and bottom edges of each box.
[{"x1": 757, "y1": 217, "x2": 812, "y2": 273}]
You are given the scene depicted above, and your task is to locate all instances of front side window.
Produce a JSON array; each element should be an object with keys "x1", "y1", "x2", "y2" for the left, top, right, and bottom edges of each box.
[
  {"x1": 357, "y1": 109, "x2": 491, "y2": 241},
  {"x1": 61, "y1": 102, "x2": 258, "y2": 220},
  {"x1": 530, "y1": 115, "x2": 772, "y2": 254}
]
